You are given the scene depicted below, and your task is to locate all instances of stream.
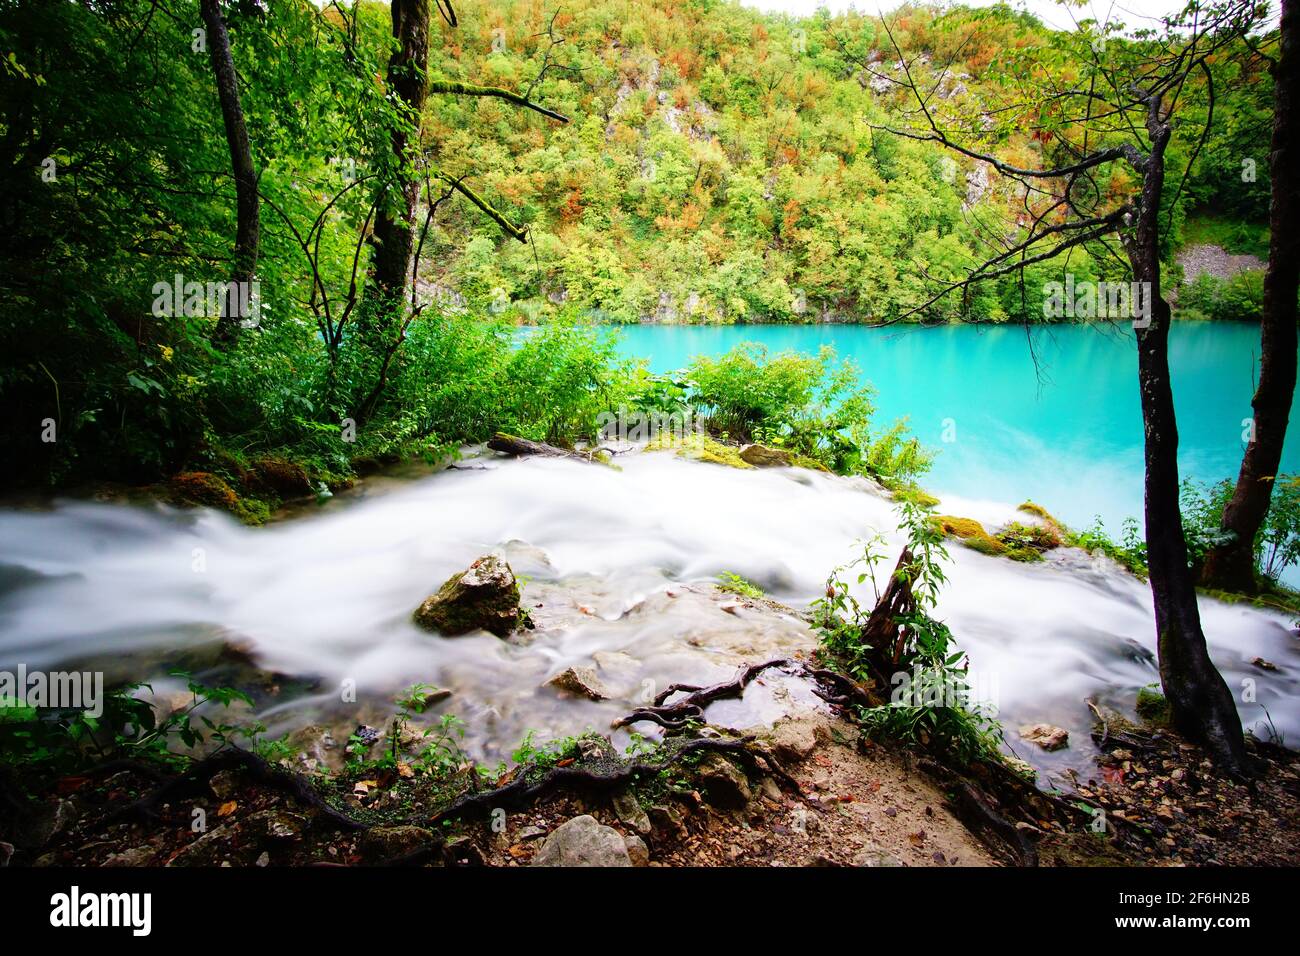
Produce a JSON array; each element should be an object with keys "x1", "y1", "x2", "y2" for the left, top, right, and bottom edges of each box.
[{"x1": 2, "y1": 449, "x2": 1296, "y2": 783}]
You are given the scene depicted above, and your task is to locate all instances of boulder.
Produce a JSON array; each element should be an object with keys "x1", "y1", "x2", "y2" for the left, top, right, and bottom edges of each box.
[
  {"x1": 414, "y1": 554, "x2": 523, "y2": 638},
  {"x1": 739, "y1": 444, "x2": 793, "y2": 467},
  {"x1": 696, "y1": 753, "x2": 752, "y2": 809},
  {"x1": 545, "y1": 665, "x2": 612, "y2": 701},
  {"x1": 1019, "y1": 723, "x2": 1069, "y2": 751},
  {"x1": 531, "y1": 815, "x2": 632, "y2": 867}
]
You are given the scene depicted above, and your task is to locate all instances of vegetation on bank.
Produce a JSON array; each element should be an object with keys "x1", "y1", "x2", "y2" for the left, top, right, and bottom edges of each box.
[{"x1": 424, "y1": 0, "x2": 1271, "y2": 326}]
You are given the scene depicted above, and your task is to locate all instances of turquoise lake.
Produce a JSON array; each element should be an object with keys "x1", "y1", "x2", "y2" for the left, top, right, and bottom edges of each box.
[{"x1": 612, "y1": 321, "x2": 1299, "y2": 551}]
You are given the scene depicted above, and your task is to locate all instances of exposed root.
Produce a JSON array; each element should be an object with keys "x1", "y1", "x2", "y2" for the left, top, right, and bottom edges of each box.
[
  {"x1": 104, "y1": 747, "x2": 368, "y2": 832},
  {"x1": 613, "y1": 658, "x2": 796, "y2": 730},
  {"x1": 429, "y1": 735, "x2": 814, "y2": 827}
]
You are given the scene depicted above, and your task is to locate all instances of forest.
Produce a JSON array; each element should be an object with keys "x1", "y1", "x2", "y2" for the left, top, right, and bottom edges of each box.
[{"x1": 0, "y1": 0, "x2": 1298, "y2": 922}]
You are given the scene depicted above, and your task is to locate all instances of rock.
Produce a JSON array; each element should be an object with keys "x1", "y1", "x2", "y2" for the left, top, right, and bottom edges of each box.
[
  {"x1": 209, "y1": 769, "x2": 244, "y2": 800},
  {"x1": 286, "y1": 724, "x2": 340, "y2": 772},
  {"x1": 414, "y1": 554, "x2": 523, "y2": 638},
  {"x1": 739, "y1": 444, "x2": 793, "y2": 467},
  {"x1": 612, "y1": 791, "x2": 652, "y2": 835},
  {"x1": 592, "y1": 650, "x2": 642, "y2": 690},
  {"x1": 519, "y1": 825, "x2": 548, "y2": 841},
  {"x1": 445, "y1": 836, "x2": 486, "y2": 866},
  {"x1": 1019, "y1": 723, "x2": 1069, "y2": 751},
  {"x1": 624, "y1": 834, "x2": 650, "y2": 866},
  {"x1": 244, "y1": 810, "x2": 308, "y2": 842},
  {"x1": 103, "y1": 846, "x2": 156, "y2": 867},
  {"x1": 648, "y1": 804, "x2": 686, "y2": 837},
  {"x1": 696, "y1": 754, "x2": 752, "y2": 809},
  {"x1": 0, "y1": 841, "x2": 12, "y2": 867},
  {"x1": 359, "y1": 825, "x2": 438, "y2": 863},
  {"x1": 1251, "y1": 657, "x2": 1278, "y2": 671},
  {"x1": 853, "y1": 846, "x2": 903, "y2": 867},
  {"x1": 168, "y1": 825, "x2": 239, "y2": 867},
  {"x1": 255, "y1": 851, "x2": 270, "y2": 867},
  {"x1": 250, "y1": 456, "x2": 313, "y2": 498},
  {"x1": 770, "y1": 720, "x2": 819, "y2": 763},
  {"x1": 531, "y1": 815, "x2": 632, "y2": 867},
  {"x1": 545, "y1": 665, "x2": 612, "y2": 701},
  {"x1": 17, "y1": 799, "x2": 78, "y2": 849}
]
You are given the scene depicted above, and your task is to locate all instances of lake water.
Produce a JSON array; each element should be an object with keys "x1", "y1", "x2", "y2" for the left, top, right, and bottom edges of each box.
[{"x1": 613, "y1": 321, "x2": 1299, "y2": 550}]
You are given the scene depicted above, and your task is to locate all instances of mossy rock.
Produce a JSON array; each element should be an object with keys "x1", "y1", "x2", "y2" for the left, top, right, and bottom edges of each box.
[
  {"x1": 963, "y1": 534, "x2": 1010, "y2": 556},
  {"x1": 1017, "y1": 500, "x2": 1060, "y2": 525},
  {"x1": 168, "y1": 471, "x2": 268, "y2": 525},
  {"x1": 899, "y1": 488, "x2": 940, "y2": 508},
  {"x1": 931, "y1": 515, "x2": 987, "y2": 538},
  {"x1": 414, "y1": 554, "x2": 524, "y2": 638},
  {"x1": 647, "y1": 433, "x2": 753, "y2": 469},
  {"x1": 250, "y1": 456, "x2": 314, "y2": 498}
]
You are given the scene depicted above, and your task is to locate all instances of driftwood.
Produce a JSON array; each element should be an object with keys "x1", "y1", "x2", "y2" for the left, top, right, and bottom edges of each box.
[{"x1": 487, "y1": 432, "x2": 604, "y2": 462}]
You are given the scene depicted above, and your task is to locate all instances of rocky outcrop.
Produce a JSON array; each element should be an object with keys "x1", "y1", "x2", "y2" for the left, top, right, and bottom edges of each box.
[{"x1": 413, "y1": 554, "x2": 523, "y2": 638}]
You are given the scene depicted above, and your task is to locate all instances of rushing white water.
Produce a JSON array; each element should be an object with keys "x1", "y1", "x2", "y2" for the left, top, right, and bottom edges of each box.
[{"x1": 1, "y1": 451, "x2": 1296, "y2": 777}]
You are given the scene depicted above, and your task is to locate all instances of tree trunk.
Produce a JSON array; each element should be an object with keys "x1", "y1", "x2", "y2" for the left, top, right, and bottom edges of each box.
[
  {"x1": 199, "y1": 0, "x2": 259, "y2": 349},
  {"x1": 365, "y1": 0, "x2": 431, "y2": 323},
  {"x1": 1129, "y1": 101, "x2": 1250, "y2": 775},
  {"x1": 1200, "y1": 0, "x2": 1300, "y2": 593}
]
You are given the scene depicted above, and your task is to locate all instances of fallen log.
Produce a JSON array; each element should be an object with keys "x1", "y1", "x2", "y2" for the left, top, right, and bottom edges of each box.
[{"x1": 487, "y1": 432, "x2": 603, "y2": 462}]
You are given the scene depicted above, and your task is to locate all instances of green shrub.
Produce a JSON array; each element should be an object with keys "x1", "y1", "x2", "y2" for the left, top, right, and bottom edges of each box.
[{"x1": 685, "y1": 343, "x2": 932, "y2": 484}]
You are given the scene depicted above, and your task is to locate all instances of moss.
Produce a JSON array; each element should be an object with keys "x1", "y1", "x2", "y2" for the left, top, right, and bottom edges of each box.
[
  {"x1": 1135, "y1": 687, "x2": 1173, "y2": 727},
  {"x1": 790, "y1": 453, "x2": 832, "y2": 472},
  {"x1": 962, "y1": 534, "x2": 1010, "y2": 556},
  {"x1": 893, "y1": 485, "x2": 940, "y2": 508},
  {"x1": 997, "y1": 520, "x2": 1062, "y2": 552},
  {"x1": 1004, "y1": 545, "x2": 1044, "y2": 562},
  {"x1": 931, "y1": 515, "x2": 986, "y2": 538},
  {"x1": 1199, "y1": 586, "x2": 1300, "y2": 615},
  {"x1": 1017, "y1": 500, "x2": 1059, "y2": 524},
  {"x1": 931, "y1": 514, "x2": 1015, "y2": 558},
  {"x1": 251, "y1": 456, "x2": 314, "y2": 498},
  {"x1": 648, "y1": 432, "x2": 753, "y2": 469},
  {"x1": 170, "y1": 471, "x2": 239, "y2": 510},
  {"x1": 168, "y1": 471, "x2": 268, "y2": 525}
]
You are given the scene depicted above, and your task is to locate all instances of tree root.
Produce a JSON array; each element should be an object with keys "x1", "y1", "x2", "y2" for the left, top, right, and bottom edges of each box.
[
  {"x1": 103, "y1": 747, "x2": 368, "y2": 832},
  {"x1": 613, "y1": 658, "x2": 796, "y2": 730},
  {"x1": 429, "y1": 734, "x2": 812, "y2": 827}
]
